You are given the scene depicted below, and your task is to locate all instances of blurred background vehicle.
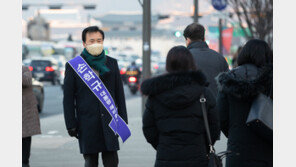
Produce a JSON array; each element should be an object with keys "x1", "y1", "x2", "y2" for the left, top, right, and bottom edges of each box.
[
  {"x1": 29, "y1": 57, "x2": 61, "y2": 85},
  {"x1": 58, "y1": 64, "x2": 66, "y2": 90},
  {"x1": 127, "y1": 76, "x2": 139, "y2": 95},
  {"x1": 22, "y1": 58, "x2": 32, "y2": 67},
  {"x1": 126, "y1": 62, "x2": 141, "y2": 95},
  {"x1": 51, "y1": 54, "x2": 67, "y2": 89},
  {"x1": 32, "y1": 78, "x2": 45, "y2": 113},
  {"x1": 118, "y1": 62, "x2": 128, "y2": 84},
  {"x1": 23, "y1": 61, "x2": 45, "y2": 113}
]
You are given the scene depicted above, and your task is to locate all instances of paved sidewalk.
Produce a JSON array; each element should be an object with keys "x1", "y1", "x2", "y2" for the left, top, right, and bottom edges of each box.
[
  {"x1": 30, "y1": 96, "x2": 156, "y2": 167},
  {"x1": 30, "y1": 95, "x2": 227, "y2": 167}
]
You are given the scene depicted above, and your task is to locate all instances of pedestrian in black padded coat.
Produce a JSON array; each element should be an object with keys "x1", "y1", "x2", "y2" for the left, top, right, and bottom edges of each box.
[
  {"x1": 216, "y1": 39, "x2": 273, "y2": 167},
  {"x1": 141, "y1": 46, "x2": 220, "y2": 167}
]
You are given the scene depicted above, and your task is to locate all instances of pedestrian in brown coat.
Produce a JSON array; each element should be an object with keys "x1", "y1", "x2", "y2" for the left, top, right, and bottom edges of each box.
[{"x1": 22, "y1": 66, "x2": 41, "y2": 167}]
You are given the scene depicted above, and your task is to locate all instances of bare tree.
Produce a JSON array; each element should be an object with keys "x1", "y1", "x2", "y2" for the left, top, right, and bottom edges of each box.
[{"x1": 228, "y1": 0, "x2": 273, "y2": 47}]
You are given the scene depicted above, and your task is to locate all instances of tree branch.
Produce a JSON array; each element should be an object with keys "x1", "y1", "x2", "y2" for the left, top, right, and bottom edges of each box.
[
  {"x1": 239, "y1": 1, "x2": 255, "y2": 38},
  {"x1": 228, "y1": 0, "x2": 273, "y2": 46},
  {"x1": 138, "y1": 0, "x2": 143, "y2": 8}
]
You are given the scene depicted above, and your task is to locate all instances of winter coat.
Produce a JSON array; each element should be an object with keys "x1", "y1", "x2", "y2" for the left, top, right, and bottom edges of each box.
[
  {"x1": 188, "y1": 41, "x2": 229, "y2": 98},
  {"x1": 22, "y1": 66, "x2": 41, "y2": 138},
  {"x1": 141, "y1": 70, "x2": 220, "y2": 167},
  {"x1": 63, "y1": 55, "x2": 128, "y2": 154},
  {"x1": 216, "y1": 64, "x2": 273, "y2": 167}
]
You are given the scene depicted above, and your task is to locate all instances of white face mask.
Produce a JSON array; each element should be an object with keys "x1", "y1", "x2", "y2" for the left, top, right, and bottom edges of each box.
[{"x1": 86, "y1": 43, "x2": 104, "y2": 56}]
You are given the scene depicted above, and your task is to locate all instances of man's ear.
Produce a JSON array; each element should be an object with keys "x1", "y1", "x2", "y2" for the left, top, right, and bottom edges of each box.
[
  {"x1": 188, "y1": 38, "x2": 192, "y2": 43},
  {"x1": 186, "y1": 38, "x2": 191, "y2": 46},
  {"x1": 83, "y1": 42, "x2": 86, "y2": 48}
]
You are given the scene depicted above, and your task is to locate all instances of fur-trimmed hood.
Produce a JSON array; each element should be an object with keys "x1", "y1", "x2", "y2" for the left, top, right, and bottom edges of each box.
[
  {"x1": 141, "y1": 70, "x2": 209, "y2": 109},
  {"x1": 216, "y1": 64, "x2": 273, "y2": 99},
  {"x1": 141, "y1": 70, "x2": 208, "y2": 96}
]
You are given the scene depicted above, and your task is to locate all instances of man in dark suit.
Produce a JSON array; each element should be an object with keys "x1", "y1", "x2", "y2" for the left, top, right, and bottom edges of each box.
[
  {"x1": 183, "y1": 23, "x2": 229, "y2": 98},
  {"x1": 63, "y1": 26, "x2": 128, "y2": 167}
]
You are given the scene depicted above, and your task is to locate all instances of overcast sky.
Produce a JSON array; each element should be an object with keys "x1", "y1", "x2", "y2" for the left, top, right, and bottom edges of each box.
[
  {"x1": 23, "y1": 0, "x2": 218, "y2": 15},
  {"x1": 96, "y1": 0, "x2": 212, "y2": 14}
]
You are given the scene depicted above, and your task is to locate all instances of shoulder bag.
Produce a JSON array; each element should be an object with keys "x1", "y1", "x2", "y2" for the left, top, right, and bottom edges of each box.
[
  {"x1": 200, "y1": 94, "x2": 230, "y2": 167},
  {"x1": 246, "y1": 92, "x2": 273, "y2": 143}
]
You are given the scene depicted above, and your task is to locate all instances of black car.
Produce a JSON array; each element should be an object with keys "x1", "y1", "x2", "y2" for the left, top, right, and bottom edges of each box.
[
  {"x1": 29, "y1": 58, "x2": 60, "y2": 85},
  {"x1": 32, "y1": 78, "x2": 44, "y2": 113}
]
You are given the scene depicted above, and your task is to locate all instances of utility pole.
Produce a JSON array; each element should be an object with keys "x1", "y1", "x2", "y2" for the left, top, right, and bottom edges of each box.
[
  {"x1": 219, "y1": 18, "x2": 223, "y2": 55},
  {"x1": 193, "y1": 0, "x2": 198, "y2": 23},
  {"x1": 141, "y1": 0, "x2": 151, "y2": 115}
]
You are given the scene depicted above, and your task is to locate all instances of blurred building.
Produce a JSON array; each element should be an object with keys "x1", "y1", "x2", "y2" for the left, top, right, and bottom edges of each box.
[
  {"x1": 22, "y1": 0, "x2": 246, "y2": 53},
  {"x1": 27, "y1": 13, "x2": 50, "y2": 41},
  {"x1": 22, "y1": 0, "x2": 100, "y2": 41},
  {"x1": 94, "y1": 12, "x2": 158, "y2": 31}
]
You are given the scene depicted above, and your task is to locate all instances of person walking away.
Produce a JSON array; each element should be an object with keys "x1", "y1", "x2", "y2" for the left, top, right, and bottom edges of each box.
[
  {"x1": 216, "y1": 39, "x2": 273, "y2": 167},
  {"x1": 22, "y1": 66, "x2": 41, "y2": 167},
  {"x1": 183, "y1": 23, "x2": 229, "y2": 98},
  {"x1": 63, "y1": 26, "x2": 128, "y2": 167},
  {"x1": 141, "y1": 46, "x2": 220, "y2": 167}
]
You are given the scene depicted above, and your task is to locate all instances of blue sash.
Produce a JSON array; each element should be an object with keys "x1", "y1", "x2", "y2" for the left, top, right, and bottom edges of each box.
[{"x1": 68, "y1": 56, "x2": 131, "y2": 142}]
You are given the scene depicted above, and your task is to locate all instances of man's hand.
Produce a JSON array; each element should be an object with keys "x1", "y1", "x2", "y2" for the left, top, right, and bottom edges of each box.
[{"x1": 67, "y1": 128, "x2": 79, "y2": 139}]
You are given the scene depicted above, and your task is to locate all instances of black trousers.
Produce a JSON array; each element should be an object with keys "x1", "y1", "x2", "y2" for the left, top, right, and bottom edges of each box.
[
  {"x1": 22, "y1": 137, "x2": 32, "y2": 166},
  {"x1": 83, "y1": 151, "x2": 118, "y2": 167}
]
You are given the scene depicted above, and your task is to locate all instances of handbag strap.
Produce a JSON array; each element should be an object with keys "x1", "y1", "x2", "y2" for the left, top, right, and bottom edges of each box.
[{"x1": 200, "y1": 93, "x2": 215, "y2": 153}]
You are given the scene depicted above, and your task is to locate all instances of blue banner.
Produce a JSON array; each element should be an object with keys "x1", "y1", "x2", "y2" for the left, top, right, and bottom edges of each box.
[{"x1": 68, "y1": 56, "x2": 131, "y2": 143}]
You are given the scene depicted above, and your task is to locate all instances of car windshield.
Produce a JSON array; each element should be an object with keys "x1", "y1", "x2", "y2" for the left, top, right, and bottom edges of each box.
[{"x1": 31, "y1": 60, "x2": 51, "y2": 67}]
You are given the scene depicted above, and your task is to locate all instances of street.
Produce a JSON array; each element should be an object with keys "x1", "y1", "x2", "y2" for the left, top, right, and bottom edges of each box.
[{"x1": 30, "y1": 84, "x2": 227, "y2": 167}]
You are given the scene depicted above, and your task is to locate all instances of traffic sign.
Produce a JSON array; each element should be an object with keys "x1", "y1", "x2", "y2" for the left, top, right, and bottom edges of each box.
[{"x1": 212, "y1": 0, "x2": 227, "y2": 11}]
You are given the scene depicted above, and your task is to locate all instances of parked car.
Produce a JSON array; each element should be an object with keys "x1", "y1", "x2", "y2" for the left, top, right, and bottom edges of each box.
[
  {"x1": 32, "y1": 78, "x2": 44, "y2": 113},
  {"x1": 29, "y1": 57, "x2": 61, "y2": 85},
  {"x1": 51, "y1": 54, "x2": 67, "y2": 89},
  {"x1": 22, "y1": 59, "x2": 31, "y2": 67},
  {"x1": 59, "y1": 64, "x2": 66, "y2": 90}
]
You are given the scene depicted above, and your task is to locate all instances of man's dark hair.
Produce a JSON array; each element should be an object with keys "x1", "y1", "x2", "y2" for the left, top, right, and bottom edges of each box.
[
  {"x1": 183, "y1": 23, "x2": 205, "y2": 41},
  {"x1": 82, "y1": 26, "x2": 105, "y2": 42},
  {"x1": 237, "y1": 39, "x2": 272, "y2": 67},
  {"x1": 166, "y1": 46, "x2": 197, "y2": 73}
]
